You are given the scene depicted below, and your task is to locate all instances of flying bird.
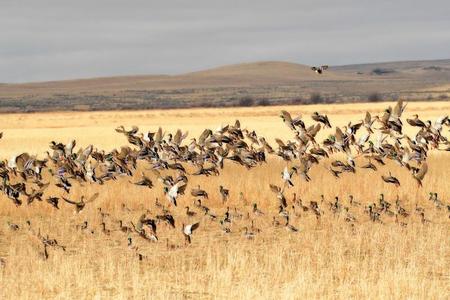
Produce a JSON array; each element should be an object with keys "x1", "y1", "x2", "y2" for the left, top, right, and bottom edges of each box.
[
  {"x1": 311, "y1": 65, "x2": 329, "y2": 74},
  {"x1": 182, "y1": 222, "x2": 200, "y2": 244}
]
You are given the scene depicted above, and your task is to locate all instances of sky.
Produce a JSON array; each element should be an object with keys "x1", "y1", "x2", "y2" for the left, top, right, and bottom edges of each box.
[{"x1": 1, "y1": 0, "x2": 449, "y2": 83}]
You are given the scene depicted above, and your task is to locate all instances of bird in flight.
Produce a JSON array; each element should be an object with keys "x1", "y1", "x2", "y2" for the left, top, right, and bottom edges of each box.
[{"x1": 311, "y1": 65, "x2": 328, "y2": 74}]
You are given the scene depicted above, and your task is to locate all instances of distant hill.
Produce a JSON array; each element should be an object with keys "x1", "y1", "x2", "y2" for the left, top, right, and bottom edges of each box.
[
  {"x1": 331, "y1": 59, "x2": 450, "y2": 74},
  {"x1": 181, "y1": 61, "x2": 354, "y2": 83},
  {"x1": 0, "y1": 59, "x2": 449, "y2": 112}
]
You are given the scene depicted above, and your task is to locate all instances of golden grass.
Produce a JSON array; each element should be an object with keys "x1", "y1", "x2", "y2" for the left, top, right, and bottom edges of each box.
[
  {"x1": 0, "y1": 102, "x2": 449, "y2": 299},
  {"x1": 1, "y1": 101, "x2": 449, "y2": 157}
]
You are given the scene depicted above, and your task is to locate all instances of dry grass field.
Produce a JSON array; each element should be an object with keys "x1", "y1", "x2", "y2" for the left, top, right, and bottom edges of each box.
[
  {"x1": 0, "y1": 101, "x2": 449, "y2": 299},
  {"x1": 1, "y1": 101, "x2": 449, "y2": 157}
]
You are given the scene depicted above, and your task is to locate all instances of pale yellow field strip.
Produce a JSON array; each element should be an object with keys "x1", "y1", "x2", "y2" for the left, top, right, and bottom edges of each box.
[{"x1": 0, "y1": 101, "x2": 448, "y2": 158}]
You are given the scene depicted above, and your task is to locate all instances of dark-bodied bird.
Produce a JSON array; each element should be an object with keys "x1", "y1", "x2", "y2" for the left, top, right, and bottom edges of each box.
[
  {"x1": 26, "y1": 183, "x2": 50, "y2": 205},
  {"x1": 185, "y1": 206, "x2": 196, "y2": 217},
  {"x1": 219, "y1": 185, "x2": 229, "y2": 204},
  {"x1": 412, "y1": 162, "x2": 428, "y2": 187},
  {"x1": 191, "y1": 185, "x2": 208, "y2": 199},
  {"x1": 130, "y1": 172, "x2": 153, "y2": 189},
  {"x1": 407, "y1": 114, "x2": 426, "y2": 127},
  {"x1": 381, "y1": 172, "x2": 400, "y2": 187},
  {"x1": 311, "y1": 65, "x2": 328, "y2": 74},
  {"x1": 269, "y1": 184, "x2": 287, "y2": 208},
  {"x1": 311, "y1": 112, "x2": 331, "y2": 128},
  {"x1": 46, "y1": 197, "x2": 60, "y2": 209},
  {"x1": 156, "y1": 214, "x2": 175, "y2": 228},
  {"x1": 62, "y1": 192, "x2": 99, "y2": 213}
]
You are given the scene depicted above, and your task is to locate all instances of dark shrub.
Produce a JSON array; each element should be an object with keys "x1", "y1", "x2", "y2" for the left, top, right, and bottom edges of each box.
[
  {"x1": 371, "y1": 68, "x2": 395, "y2": 75},
  {"x1": 289, "y1": 97, "x2": 304, "y2": 105},
  {"x1": 368, "y1": 92, "x2": 383, "y2": 102},
  {"x1": 309, "y1": 93, "x2": 324, "y2": 104},
  {"x1": 257, "y1": 99, "x2": 270, "y2": 106},
  {"x1": 238, "y1": 96, "x2": 255, "y2": 107}
]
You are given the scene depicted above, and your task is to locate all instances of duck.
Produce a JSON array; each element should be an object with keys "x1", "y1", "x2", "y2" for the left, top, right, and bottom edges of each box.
[
  {"x1": 62, "y1": 192, "x2": 99, "y2": 213},
  {"x1": 242, "y1": 227, "x2": 255, "y2": 240},
  {"x1": 185, "y1": 206, "x2": 196, "y2": 217},
  {"x1": 381, "y1": 172, "x2": 400, "y2": 187},
  {"x1": 311, "y1": 65, "x2": 328, "y2": 74},
  {"x1": 182, "y1": 222, "x2": 200, "y2": 244},
  {"x1": 130, "y1": 172, "x2": 153, "y2": 189},
  {"x1": 284, "y1": 216, "x2": 298, "y2": 232},
  {"x1": 219, "y1": 185, "x2": 229, "y2": 203},
  {"x1": 311, "y1": 112, "x2": 331, "y2": 128},
  {"x1": 191, "y1": 185, "x2": 208, "y2": 199},
  {"x1": 252, "y1": 203, "x2": 264, "y2": 216}
]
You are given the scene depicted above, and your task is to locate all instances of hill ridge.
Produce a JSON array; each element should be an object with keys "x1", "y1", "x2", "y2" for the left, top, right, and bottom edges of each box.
[{"x1": 0, "y1": 59, "x2": 449, "y2": 113}]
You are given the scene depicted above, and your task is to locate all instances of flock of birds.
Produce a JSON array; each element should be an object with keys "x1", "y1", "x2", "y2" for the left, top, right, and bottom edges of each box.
[{"x1": 0, "y1": 99, "x2": 449, "y2": 262}]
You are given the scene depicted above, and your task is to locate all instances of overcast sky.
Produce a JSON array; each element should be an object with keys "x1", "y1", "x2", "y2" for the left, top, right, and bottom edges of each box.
[{"x1": 1, "y1": 0, "x2": 449, "y2": 83}]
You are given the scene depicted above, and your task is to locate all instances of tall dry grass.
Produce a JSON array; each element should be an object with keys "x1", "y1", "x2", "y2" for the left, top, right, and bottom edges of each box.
[{"x1": 0, "y1": 102, "x2": 449, "y2": 299}]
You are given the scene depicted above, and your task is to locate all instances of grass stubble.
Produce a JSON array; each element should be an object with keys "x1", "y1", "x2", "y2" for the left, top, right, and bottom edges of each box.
[{"x1": 0, "y1": 101, "x2": 449, "y2": 299}]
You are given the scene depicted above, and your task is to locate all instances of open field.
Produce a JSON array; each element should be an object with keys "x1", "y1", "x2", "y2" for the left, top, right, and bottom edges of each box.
[
  {"x1": 0, "y1": 101, "x2": 449, "y2": 299},
  {"x1": 1, "y1": 101, "x2": 449, "y2": 157}
]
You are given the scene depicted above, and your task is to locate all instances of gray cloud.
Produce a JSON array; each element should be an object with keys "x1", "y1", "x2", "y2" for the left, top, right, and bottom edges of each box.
[{"x1": 1, "y1": 0, "x2": 449, "y2": 82}]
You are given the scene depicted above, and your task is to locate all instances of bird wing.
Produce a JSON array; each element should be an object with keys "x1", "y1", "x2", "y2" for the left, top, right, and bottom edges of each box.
[
  {"x1": 415, "y1": 162, "x2": 428, "y2": 180},
  {"x1": 168, "y1": 184, "x2": 179, "y2": 198},
  {"x1": 37, "y1": 182, "x2": 50, "y2": 193},
  {"x1": 85, "y1": 192, "x2": 99, "y2": 204},
  {"x1": 66, "y1": 140, "x2": 76, "y2": 154},
  {"x1": 198, "y1": 129, "x2": 212, "y2": 145},
  {"x1": 151, "y1": 168, "x2": 162, "y2": 178},
  {"x1": 181, "y1": 130, "x2": 189, "y2": 143},
  {"x1": 173, "y1": 129, "x2": 182, "y2": 145},
  {"x1": 115, "y1": 126, "x2": 125, "y2": 133},
  {"x1": 393, "y1": 99, "x2": 404, "y2": 118},
  {"x1": 381, "y1": 110, "x2": 391, "y2": 123},
  {"x1": 62, "y1": 197, "x2": 78, "y2": 205},
  {"x1": 130, "y1": 125, "x2": 139, "y2": 135},
  {"x1": 308, "y1": 123, "x2": 321, "y2": 137},
  {"x1": 275, "y1": 138, "x2": 285, "y2": 147},
  {"x1": 375, "y1": 132, "x2": 386, "y2": 148},
  {"x1": 283, "y1": 166, "x2": 290, "y2": 179},
  {"x1": 434, "y1": 116, "x2": 448, "y2": 128},
  {"x1": 166, "y1": 215, "x2": 175, "y2": 227},
  {"x1": 269, "y1": 184, "x2": 280, "y2": 193},
  {"x1": 169, "y1": 181, "x2": 185, "y2": 198},
  {"x1": 177, "y1": 182, "x2": 187, "y2": 195},
  {"x1": 82, "y1": 145, "x2": 93, "y2": 159},
  {"x1": 335, "y1": 127, "x2": 344, "y2": 145},
  {"x1": 155, "y1": 127, "x2": 163, "y2": 143},
  {"x1": 365, "y1": 111, "x2": 371, "y2": 124},
  {"x1": 280, "y1": 110, "x2": 293, "y2": 123},
  {"x1": 358, "y1": 133, "x2": 370, "y2": 146},
  {"x1": 190, "y1": 222, "x2": 200, "y2": 233}
]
